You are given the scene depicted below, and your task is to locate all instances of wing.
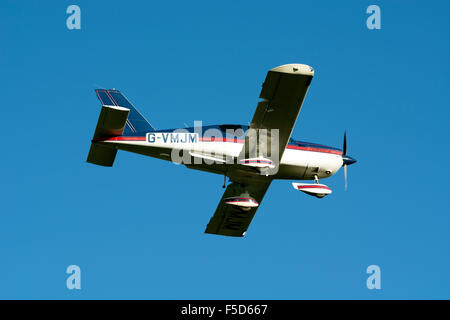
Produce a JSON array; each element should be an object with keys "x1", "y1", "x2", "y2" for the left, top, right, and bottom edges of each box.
[
  {"x1": 205, "y1": 179, "x2": 271, "y2": 237},
  {"x1": 205, "y1": 64, "x2": 313, "y2": 236},
  {"x1": 240, "y1": 64, "x2": 314, "y2": 164}
]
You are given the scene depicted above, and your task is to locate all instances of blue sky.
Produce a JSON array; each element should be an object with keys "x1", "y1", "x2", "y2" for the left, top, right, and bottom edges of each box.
[{"x1": 0, "y1": 1, "x2": 449, "y2": 299}]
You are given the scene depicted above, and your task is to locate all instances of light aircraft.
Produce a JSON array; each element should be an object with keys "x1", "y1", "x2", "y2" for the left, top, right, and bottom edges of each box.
[{"x1": 86, "y1": 64, "x2": 356, "y2": 237}]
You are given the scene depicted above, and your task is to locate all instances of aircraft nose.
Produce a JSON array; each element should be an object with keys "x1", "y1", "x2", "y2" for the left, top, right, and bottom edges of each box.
[{"x1": 342, "y1": 155, "x2": 357, "y2": 166}]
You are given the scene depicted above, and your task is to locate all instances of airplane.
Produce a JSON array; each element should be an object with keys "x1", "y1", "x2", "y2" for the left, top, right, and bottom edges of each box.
[{"x1": 86, "y1": 63, "x2": 357, "y2": 237}]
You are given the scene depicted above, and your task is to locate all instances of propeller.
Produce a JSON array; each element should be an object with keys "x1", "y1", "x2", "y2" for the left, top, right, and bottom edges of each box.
[
  {"x1": 343, "y1": 131, "x2": 347, "y2": 156},
  {"x1": 344, "y1": 161, "x2": 348, "y2": 191},
  {"x1": 342, "y1": 131, "x2": 357, "y2": 191}
]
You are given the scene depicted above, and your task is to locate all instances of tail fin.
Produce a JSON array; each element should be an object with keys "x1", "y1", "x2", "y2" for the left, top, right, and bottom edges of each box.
[
  {"x1": 87, "y1": 89, "x2": 155, "y2": 167},
  {"x1": 95, "y1": 89, "x2": 155, "y2": 135}
]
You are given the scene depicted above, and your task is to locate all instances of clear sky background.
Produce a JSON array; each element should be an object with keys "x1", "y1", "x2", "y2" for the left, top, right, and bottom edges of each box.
[{"x1": 0, "y1": 1, "x2": 449, "y2": 299}]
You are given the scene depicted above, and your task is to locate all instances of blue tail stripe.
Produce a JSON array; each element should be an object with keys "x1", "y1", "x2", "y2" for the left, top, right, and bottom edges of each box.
[
  {"x1": 96, "y1": 90, "x2": 114, "y2": 106},
  {"x1": 95, "y1": 89, "x2": 155, "y2": 135}
]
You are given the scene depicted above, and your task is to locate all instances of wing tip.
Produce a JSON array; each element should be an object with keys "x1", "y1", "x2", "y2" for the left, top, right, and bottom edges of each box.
[
  {"x1": 204, "y1": 230, "x2": 246, "y2": 237},
  {"x1": 271, "y1": 63, "x2": 314, "y2": 76}
]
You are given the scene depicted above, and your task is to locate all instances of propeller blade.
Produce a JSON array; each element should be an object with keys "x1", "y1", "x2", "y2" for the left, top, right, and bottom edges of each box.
[
  {"x1": 343, "y1": 131, "x2": 347, "y2": 156},
  {"x1": 344, "y1": 164, "x2": 348, "y2": 191}
]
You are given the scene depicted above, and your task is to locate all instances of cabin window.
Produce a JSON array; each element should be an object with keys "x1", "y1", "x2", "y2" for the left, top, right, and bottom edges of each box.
[
  {"x1": 219, "y1": 124, "x2": 245, "y2": 139},
  {"x1": 219, "y1": 124, "x2": 243, "y2": 131}
]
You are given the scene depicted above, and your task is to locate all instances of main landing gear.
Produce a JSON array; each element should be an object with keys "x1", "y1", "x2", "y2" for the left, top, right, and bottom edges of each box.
[{"x1": 292, "y1": 175, "x2": 332, "y2": 198}]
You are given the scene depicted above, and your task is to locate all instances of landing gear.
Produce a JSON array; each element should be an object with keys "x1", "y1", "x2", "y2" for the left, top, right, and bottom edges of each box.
[
  {"x1": 222, "y1": 174, "x2": 227, "y2": 188},
  {"x1": 314, "y1": 174, "x2": 319, "y2": 184},
  {"x1": 260, "y1": 167, "x2": 270, "y2": 177}
]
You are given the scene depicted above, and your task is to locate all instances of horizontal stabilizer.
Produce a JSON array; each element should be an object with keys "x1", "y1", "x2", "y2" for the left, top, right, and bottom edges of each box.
[
  {"x1": 87, "y1": 105, "x2": 129, "y2": 167},
  {"x1": 87, "y1": 143, "x2": 117, "y2": 167},
  {"x1": 92, "y1": 105, "x2": 130, "y2": 140}
]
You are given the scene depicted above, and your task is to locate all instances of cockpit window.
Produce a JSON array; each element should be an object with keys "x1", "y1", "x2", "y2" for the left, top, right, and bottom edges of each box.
[
  {"x1": 219, "y1": 124, "x2": 246, "y2": 138},
  {"x1": 219, "y1": 124, "x2": 243, "y2": 131}
]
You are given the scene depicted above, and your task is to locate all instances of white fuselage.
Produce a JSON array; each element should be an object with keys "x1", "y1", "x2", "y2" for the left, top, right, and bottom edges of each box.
[{"x1": 100, "y1": 133, "x2": 344, "y2": 181}]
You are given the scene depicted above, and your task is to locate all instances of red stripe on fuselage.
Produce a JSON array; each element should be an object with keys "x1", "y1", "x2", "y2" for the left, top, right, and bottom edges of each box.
[
  {"x1": 92, "y1": 136, "x2": 146, "y2": 142},
  {"x1": 286, "y1": 145, "x2": 342, "y2": 155},
  {"x1": 200, "y1": 137, "x2": 243, "y2": 143}
]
